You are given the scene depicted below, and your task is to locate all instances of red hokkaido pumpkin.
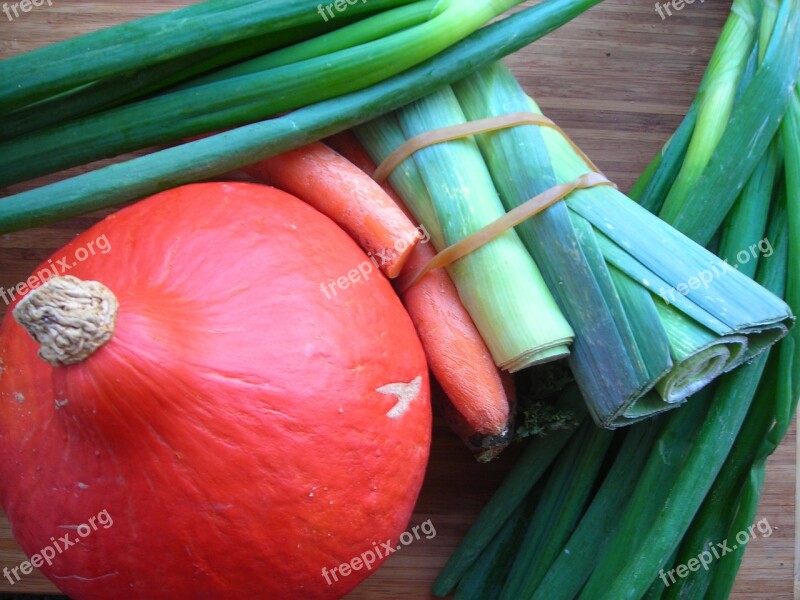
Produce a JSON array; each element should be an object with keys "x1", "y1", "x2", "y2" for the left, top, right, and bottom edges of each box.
[{"x1": 0, "y1": 182, "x2": 431, "y2": 600}]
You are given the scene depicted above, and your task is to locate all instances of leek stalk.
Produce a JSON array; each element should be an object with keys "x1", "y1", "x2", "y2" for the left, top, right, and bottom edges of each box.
[{"x1": 358, "y1": 86, "x2": 575, "y2": 371}]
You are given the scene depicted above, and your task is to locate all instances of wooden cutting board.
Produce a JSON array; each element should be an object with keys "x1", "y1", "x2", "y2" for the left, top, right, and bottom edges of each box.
[{"x1": 0, "y1": 0, "x2": 795, "y2": 598}]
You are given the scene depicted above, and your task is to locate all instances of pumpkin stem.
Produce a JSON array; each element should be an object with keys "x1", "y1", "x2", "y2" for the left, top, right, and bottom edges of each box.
[{"x1": 12, "y1": 275, "x2": 118, "y2": 367}]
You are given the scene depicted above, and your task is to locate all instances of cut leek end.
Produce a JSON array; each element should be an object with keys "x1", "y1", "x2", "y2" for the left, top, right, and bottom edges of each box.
[{"x1": 504, "y1": 343, "x2": 571, "y2": 372}]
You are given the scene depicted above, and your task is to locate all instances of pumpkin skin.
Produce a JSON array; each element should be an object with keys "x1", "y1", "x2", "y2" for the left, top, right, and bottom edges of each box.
[{"x1": 0, "y1": 182, "x2": 431, "y2": 600}]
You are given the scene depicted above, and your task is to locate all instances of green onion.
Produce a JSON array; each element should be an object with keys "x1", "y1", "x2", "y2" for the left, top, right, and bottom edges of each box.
[
  {"x1": 432, "y1": 386, "x2": 587, "y2": 597},
  {"x1": 529, "y1": 417, "x2": 664, "y2": 600},
  {"x1": 641, "y1": 552, "x2": 677, "y2": 600},
  {"x1": 780, "y1": 84, "x2": 800, "y2": 416},
  {"x1": 0, "y1": 22, "x2": 333, "y2": 141},
  {"x1": 0, "y1": 0, "x2": 524, "y2": 186},
  {"x1": 665, "y1": 273, "x2": 785, "y2": 599},
  {"x1": 717, "y1": 140, "x2": 780, "y2": 277},
  {"x1": 177, "y1": 0, "x2": 441, "y2": 89},
  {"x1": 658, "y1": 0, "x2": 800, "y2": 244},
  {"x1": 498, "y1": 420, "x2": 613, "y2": 599},
  {"x1": 705, "y1": 84, "x2": 800, "y2": 600},
  {"x1": 0, "y1": 0, "x2": 410, "y2": 113},
  {"x1": 454, "y1": 485, "x2": 542, "y2": 600},
  {"x1": 627, "y1": 102, "x2": 696, "y2": 214},
  {"x1": 0, "y1": 0, "x2": 606, "y2": 233},
  {"x1": 658, "y1": 0, "x2": 759, "y2": 221}
]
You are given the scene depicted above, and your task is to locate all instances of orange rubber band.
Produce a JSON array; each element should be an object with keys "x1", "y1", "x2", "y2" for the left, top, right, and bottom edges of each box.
[
  {"x1": 396, "y1": 172, "x2": 615, "y2": 294},
  {"x1": 373, "y1": 112, "x2": 603, "y2": 183},
  {"x1": 373, "y1": 111, "x2": 617, "y2": 294}
]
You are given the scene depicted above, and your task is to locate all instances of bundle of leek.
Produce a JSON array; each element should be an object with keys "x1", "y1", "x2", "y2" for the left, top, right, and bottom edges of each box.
[
  {"x1": 358, "y1": 59, "x2": 793, "y2": 427},
  {"x1": 356, "y1": 93, "x2": 574, "y2": 372}
]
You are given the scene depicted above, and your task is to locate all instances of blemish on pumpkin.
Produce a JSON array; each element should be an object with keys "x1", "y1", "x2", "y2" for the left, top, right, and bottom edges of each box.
[
  {"x1": 13, "y1": 392, "x2": 24, "y2": 404},
  {"x1": 51, "y1": 572, "x2": 119, "y2": 582},
  {"x1": 377, "y1": 376, "x2": 423, "y2": 419},
  {"x1": 54, "y1": 398, "x2": 69, "y2": 409},
  {"x1": 77, "y1": 482, "x2": 89, "y2": 490}
]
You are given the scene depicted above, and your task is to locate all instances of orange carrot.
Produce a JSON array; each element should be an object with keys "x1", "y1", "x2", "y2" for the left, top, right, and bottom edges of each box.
[
  {"x1": 327, "y1": 131, "x2": 514, "y2": 460},
  {"x1": 243, "y1": 141, "x2": 419, "y2": 278}
]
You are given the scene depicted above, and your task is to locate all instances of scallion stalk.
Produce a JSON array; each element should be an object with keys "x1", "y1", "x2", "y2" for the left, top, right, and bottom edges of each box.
[
  {"x1": 717, "y1": 140, "x2": 780, "y2": 277},
  {"x1": 0, "y1": 0, "x2": 606, "y2": 233},
  {"x1": 705, "y1": 83, "x2": 800, "y2": 600},
  {"x1": 627, "y1": 101, "x2": 697, "y2": 214},
  {"x1": 529, "y1": 417, "x2": 664, "y2": 600},
  {"x1": 665, "y1": 200, "x2": 787, "y2": 600},
  {"x1": 0, "y1": 0, "x2": 411, "y2": 113},
  {"x1": 432, "y1": 386, "x2": 587, "y2": 597},
  {"x1": 177, "y1": 0, "x2": 441, "y2": 89},
  {"x1": 454, "y1": 484, "x2": 542, "y2": 600},
  {"x1": 498, "y1": 420, "x2": 613, "y2": 599},
  {"x1": 658, "y1": 0, "x2": 760, "y2": 222},
  {"x1": 658, "y1": 0, "x2": 800, "y2": 244},
  {"x1": 0, "y1": 0, "x2": 526, "y2": 186},
  {"x1": 0, "y1": 21, "x2": 334, "y2": 141}
]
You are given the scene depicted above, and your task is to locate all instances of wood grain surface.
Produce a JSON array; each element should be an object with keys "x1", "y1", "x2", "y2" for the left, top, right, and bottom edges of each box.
[{"x1": 0, "y1": 0, "x2": 795, "y2": 598}]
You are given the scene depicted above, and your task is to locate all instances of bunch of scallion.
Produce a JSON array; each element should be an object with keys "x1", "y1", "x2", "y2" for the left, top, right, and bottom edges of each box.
[
  {"x1": 0, "y1": 0, "x2": 606, "y2": 231},
  {"x1": 0, "y1": 0, "x2": 562, "y2": 187},
  {"x1": 435, "y1": 0, "x2": 800, "y2": 595},
  {"x1": 356, "y1": 58, "x2": 792, "y2": 426}
]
